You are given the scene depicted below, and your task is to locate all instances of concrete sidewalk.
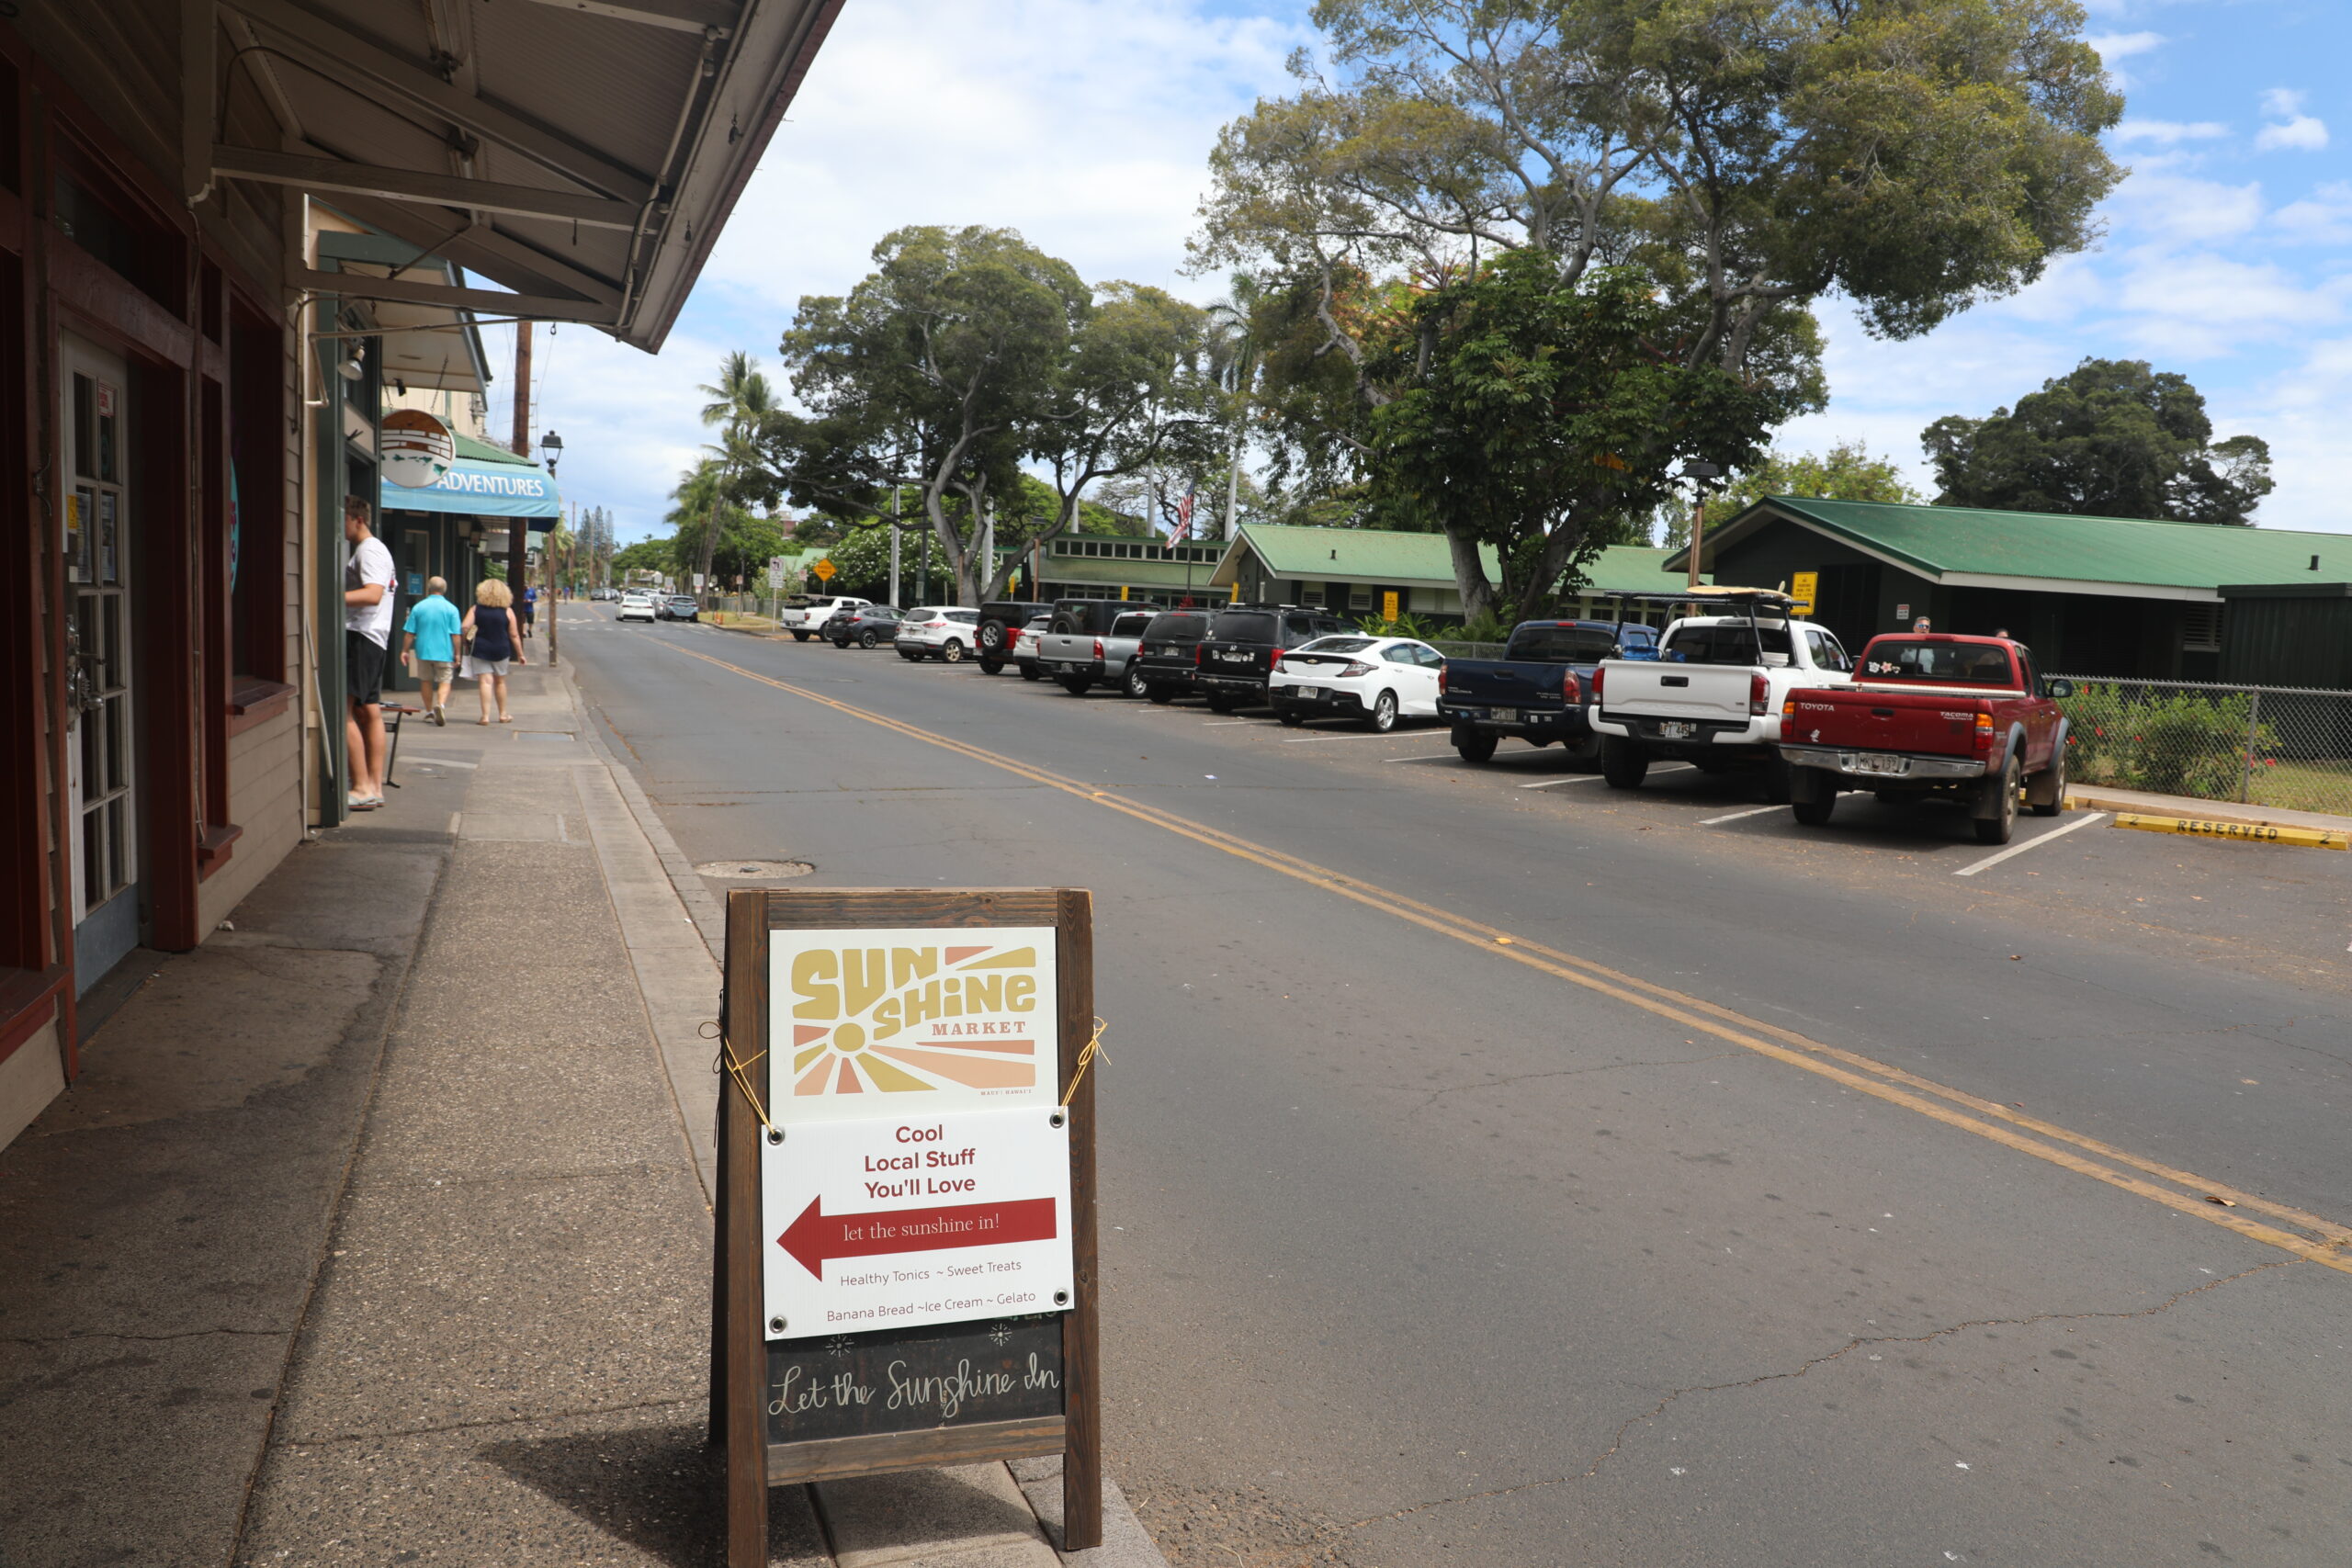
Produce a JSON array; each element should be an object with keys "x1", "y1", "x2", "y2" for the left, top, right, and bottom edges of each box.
[{"x1": 0, "y1": 654, "x2": 1162, "y2": 1567}]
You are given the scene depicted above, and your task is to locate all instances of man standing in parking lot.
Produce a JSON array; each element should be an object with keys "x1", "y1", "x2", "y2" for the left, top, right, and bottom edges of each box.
[{"x1": 342, "y1": 496, "x2": 395, "y2": 809}]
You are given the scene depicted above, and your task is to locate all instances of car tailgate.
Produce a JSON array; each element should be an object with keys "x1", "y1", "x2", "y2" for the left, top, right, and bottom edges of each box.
[
  {"x1": 1038, "y1": 632, "x2": 1099, "y2": 663},
  {"x1": 1200, "y1": 640, "x2": 1272, "y2": 674},
  {"x1": 1598, "y1": 660, "x2": 1752, "y2": 722},
  {"x1": 1785, "y1": 686, "x2": 1988, "y2": 758},
  {"x1": 1443, "y1": 660, "x2": 1569, "y2": 709}
]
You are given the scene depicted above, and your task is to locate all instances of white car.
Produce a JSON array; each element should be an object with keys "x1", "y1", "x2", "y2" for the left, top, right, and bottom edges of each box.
[
  {"x1": 1012, "y1": 614, "x2": 1052, "y2": 681},
  {"x1": 894, "y1": 606, "x2": 982, "y2": 662},
  {"x1": 777, "y1": 594, "x2": 871, "y2": 641},
  {"x1": 1266, "y1": 635, "x2": 1446, "y2": 732},
  {"x1": 616, "y1": 592, "x2": 657, "y2": 623}
]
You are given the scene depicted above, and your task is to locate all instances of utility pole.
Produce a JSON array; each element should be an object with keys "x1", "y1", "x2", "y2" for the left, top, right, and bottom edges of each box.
[
  {"x1": 1681, "y1": 462, "x2": 1721, "y2": 590},
  {"x1": 888, "y1": 480, "x2": 901, "y2": 608},
  {"x1": 508, "y1": 321, "x2": 532, "y2": 594},
  {"x1": 548, "y1": 502, "x2": 562, "y2": 669}
]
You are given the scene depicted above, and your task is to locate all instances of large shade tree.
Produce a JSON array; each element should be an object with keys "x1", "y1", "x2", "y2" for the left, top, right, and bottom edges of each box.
[
  {"x1": 745, "y1": 227, "x2": 1216, "y2": 604},
  {"x1": 1193, "y1": 0, "x2": 2124, "y2": 610},
  {"x1": 1922, "y1": 358, "x2": 2274, "y2": 525}
]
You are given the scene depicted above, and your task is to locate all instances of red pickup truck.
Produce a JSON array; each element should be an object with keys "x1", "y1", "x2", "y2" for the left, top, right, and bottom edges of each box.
[{"x1": 1776, "y1": 634, "x2": 2074, "y2": 844}]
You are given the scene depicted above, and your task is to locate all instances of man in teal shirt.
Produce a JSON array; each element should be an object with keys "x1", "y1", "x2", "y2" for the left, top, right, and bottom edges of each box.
[{"x1": 401, "y1": 575, "x2": 464, "y2": 726}]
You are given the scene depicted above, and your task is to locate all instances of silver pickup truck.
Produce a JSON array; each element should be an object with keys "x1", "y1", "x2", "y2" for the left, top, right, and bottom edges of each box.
[{"x1": 1039, "y1": 608, "x2": 1159, "y2": 696}]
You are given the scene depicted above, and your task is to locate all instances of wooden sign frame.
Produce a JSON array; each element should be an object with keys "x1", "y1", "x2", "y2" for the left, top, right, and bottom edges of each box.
[{"x1": 711, "y1": 887, "x2": 1100, "y2": 1564}]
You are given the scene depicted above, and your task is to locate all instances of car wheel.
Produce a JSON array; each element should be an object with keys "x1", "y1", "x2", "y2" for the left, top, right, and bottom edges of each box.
[
  {"x1": 1204, "y1": 693, "x2": 1240, "y2": 714},
  {"x1": 898, "y1": 649, "x2": 920, "y2": 661},
  {"x1": 2029, "y1": 743, "x2": 2066, "y2": 817},
  {"x1": 1600, "y1": 735, "x2": 1648, "y2": 789},
  {"x1": 1366, "y1": 690, "x2": 1399, "y2": 732},
  {"x1": 1147, "y1": 685, "x2": 1175, "y2": 704},
  {"x1": 1453, "y1": 728, "x2": 1498, "y2": 764},
  {"x1": 1277, "y1": 709, "x2": 1306, "y2": 728},
  {"x1": 941, "y1": 639, "x2": 966, "y2": 663},
  {"x1": 859, "y1": 629, "x2": 879, "y2": 649},
  {"x1": 1792, "y1": 794, "x2": 1836, "y2": 827},
  {"x1": 1019, "y1": 662, "x2": 1041, "y2": 682},
  {"x1": 979, "y1": 658, "x2": 1004, "y2": 675},
  {"x1": 1760, "y1": 755, "x2": 1792, "y2": 805},
  {"x1": 1974, "y1": 752, "x2": 2021, "y2": 844},
  {"x1": 791, "y1": 631, "x2": 810, "y2": 642},
  {"x1": 1125, "y1": 663, "x2": 1149, "y2": 699},
  {"x1": 831, "y1": 637, "x2": 850, "y2": 649},
  {"x1": 1059, "y1": 676, "x2": 1093, "y2": 696}
]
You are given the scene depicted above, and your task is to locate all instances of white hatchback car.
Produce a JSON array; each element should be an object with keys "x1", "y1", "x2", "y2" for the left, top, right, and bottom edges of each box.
[
  {"x1": 894, "y1": 606, "x2": 982, "y2": 662},
  {"x1": 616, "y1": 592, "x2": 658, "y2": 623},
  {"x1": 1266, "y1": 635, "x2": 1446, "y2": 732}
]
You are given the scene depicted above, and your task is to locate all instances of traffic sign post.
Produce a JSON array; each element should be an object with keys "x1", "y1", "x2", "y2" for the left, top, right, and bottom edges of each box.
[{"x1": 714, "y1": 888, "x2": 1099, "y2": 1565}]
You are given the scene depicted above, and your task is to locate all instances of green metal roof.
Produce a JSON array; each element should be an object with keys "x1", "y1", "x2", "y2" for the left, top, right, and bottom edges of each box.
[
  {"x1": 1208, "y1": 525, "x2": 1695, "y2": 592},
  {"x1": 451, "y1": 431, "x2": 537, "y2": 467},
  {"x1": 1694, "y1": 497, "x2": 2344, "y2": 593}
]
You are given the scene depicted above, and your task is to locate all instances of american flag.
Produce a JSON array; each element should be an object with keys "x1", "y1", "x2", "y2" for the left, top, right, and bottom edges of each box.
[{"x1": 1170, "y1": 483, "x2": 1196, "y2": 542}]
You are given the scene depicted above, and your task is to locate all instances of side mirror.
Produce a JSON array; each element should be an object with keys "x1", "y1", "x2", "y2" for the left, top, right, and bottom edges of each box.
[{"x1": 2044, "y1": 678, "x2": 2074, "y2": 700}]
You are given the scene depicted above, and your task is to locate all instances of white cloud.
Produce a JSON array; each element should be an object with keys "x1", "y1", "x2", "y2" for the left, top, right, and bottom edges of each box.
[
  {"x1": 2111, "y1": 174, "x2": 2264, "y2": 244},
  {"x1": 2275, "y1": 182, "x2": 2352, "y2": 244},
  {"x1": 2089, "y1": 29, "x2": 2166, "y2": 61},
  {"x1": 2256, "y1": 115, "x2": 2329, "y2": 152},
  {"x1": 2261, "y1": 87, "x2": 2307, "y2": 119},
  {"x1": 2113, "y1": 118, "x2": 2228, "y2": 145}
]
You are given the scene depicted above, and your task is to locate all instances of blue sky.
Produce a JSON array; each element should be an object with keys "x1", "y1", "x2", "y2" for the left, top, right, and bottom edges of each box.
[{"x1": 510, "y1": 0, "x2": 2352, "y2": 545}]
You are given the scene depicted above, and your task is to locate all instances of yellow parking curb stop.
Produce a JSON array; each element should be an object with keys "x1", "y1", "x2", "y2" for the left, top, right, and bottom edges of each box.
[{"x1": 2108, "y1": 811, "x2": 2349, "y2": 851}]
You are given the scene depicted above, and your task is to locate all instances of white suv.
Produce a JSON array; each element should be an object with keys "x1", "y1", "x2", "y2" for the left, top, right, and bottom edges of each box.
[
  {"x1": 778, "y1": 595, "x2": 871, "y2": 641},
  {"x1": 894, "y1": 606, "x2": 982, "y2": 662}
]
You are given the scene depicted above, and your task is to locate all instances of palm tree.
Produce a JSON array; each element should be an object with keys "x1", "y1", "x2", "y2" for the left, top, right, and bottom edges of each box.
[
  {"x1": 691, "y1": 353, "x2": 776, "y2": 590},
  {"x1": 1202, "y1": 275, "x2": 1265, "y2": 541}
]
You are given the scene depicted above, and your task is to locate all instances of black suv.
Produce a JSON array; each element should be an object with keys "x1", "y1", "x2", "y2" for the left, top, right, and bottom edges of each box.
[
  {"x1": 974, "y1": 601, "x2": 1054, "y2": 674},
  {"x1": 1193, "y1": 605, "x2": 1352, "y2": 712},
  {"x1": 1134, "y1": 609, "x2": 1216, "y2": 703}
]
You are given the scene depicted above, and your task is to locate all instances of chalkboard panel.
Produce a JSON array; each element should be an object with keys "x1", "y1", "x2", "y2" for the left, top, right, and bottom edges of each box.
[{"x1": 763, "y1": 1314, "x2": 1064, "y2": 1447}]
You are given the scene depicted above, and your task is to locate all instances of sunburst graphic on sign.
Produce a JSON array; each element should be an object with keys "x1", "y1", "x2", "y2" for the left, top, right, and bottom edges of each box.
[{"x1": 786, "y1": 941, "x2": 1045, "y2": 1098}]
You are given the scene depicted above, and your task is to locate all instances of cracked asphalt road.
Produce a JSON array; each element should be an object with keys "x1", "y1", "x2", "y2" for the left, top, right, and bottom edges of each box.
[{"x1": 567, "y1": 613, "x2": 2352, "y2": 1567}]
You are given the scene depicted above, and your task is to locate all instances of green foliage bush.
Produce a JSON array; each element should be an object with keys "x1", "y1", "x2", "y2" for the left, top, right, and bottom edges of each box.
[{"x1": 2061, "y1": 684, "x2": 2258, "y2": 799}]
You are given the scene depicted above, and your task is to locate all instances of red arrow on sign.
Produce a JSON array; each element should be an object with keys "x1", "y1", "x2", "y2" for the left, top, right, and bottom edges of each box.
[{"x1": 776, "y1": 1194, "x2": 1057, "y2": 1279}]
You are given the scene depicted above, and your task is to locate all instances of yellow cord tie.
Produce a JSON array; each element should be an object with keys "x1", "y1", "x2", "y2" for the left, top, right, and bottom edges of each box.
[
  {"x1": 705, "y1": 1019, "x2": 776, "y2": 1134},
  {"x1": 1061, "y1": 1016, "x2": 1107, "y2": 1107}
]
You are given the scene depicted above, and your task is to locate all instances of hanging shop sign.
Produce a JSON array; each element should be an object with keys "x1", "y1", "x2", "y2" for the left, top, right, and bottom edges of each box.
[
  {"x1": 381, "y1": 408, "x2": 458, "y2": 489},
  {"x1": 710, "y1": 888, "x2": 1101, "y2": 1568}
]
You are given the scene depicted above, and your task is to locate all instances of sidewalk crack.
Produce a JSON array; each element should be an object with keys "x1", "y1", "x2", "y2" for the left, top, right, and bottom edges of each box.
[
  {"x1": 2, "y1": 1326, "x2": 288, "y2": 1347},
  {"x1": 1335, "y1": 1259, "x2": 2295, "y2": 1533},
  {"x1": 274, "y1": 1393, "x2": 700, "y2": 1448}
]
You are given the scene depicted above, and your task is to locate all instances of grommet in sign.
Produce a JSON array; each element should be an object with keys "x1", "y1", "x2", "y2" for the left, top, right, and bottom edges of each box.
[
  {"x1": 1049, "y1": 1111, "x2": 1065, "y2": 1129},
  {"x1": 766, "y1": 1127, "x2": 784, "y2": 1145},
  {"x1": 769, "y1": 1315, "x2": 786, "y2": 1334},
  {"x1": 1053, "y1": 1290, "x2": 1069, "y2": 1306}
]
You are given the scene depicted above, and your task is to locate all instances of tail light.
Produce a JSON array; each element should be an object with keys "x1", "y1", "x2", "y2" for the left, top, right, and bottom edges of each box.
[
  {"x1": 1091, "y1": 637, "x2": 1104, "y2": 660},
  {"x1": 1194, "y1": 643, "x2": 1204, "y2": 666},
  {"x1": 1782, "y1": 698, "x2": 1797, "y2": 720},
  {"x1": 1589, "y1": 665, "x2": 1604, "y2": 699},
  {"x1": 1340, "y1": 660, "x2": 1374, "y2": 677},
  {"x1": 1437, "y1": 662, "x2": 1448, "y2": 696},
  {"x1": 1974, "y1": 711, "x2": 1996, "y2": 755},
  {"x1": 1748, "y1": 672, "x2": 1769, "y2": 716},
  {"x1": 1562, "y1": 670, "x2": 1582, "y2": 705}
]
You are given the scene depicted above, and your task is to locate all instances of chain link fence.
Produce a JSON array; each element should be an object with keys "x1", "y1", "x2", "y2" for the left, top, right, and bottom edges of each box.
[{"x1": 2052, "y1": 676, "x2": 2352, "y2": 818}]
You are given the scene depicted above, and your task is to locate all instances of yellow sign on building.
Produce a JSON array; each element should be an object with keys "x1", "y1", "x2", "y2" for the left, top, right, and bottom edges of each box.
[
  {"x1": 1382, "y1": 591, "x2": 1399, "y2": 621},
  {"x1": 1791, "y1": 570, "x2": 1817, "y2": 615}
]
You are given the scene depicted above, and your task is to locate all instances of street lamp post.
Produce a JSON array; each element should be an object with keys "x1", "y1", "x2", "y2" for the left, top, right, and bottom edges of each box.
[
  {"x1": 540, "y1": 430, "x2": 564, "y2": 666},
  {"x1": 1681, "y1": 460, "x2": 1722, "y2": 591}
]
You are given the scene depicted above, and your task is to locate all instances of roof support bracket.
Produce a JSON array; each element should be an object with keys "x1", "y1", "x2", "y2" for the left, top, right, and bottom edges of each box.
[
  {"x1": 294, "y1": 265, "x2": 622, "y2": 326},
  {"x1": 215, "y1": 144, "x2": 639, "y2": 229}
]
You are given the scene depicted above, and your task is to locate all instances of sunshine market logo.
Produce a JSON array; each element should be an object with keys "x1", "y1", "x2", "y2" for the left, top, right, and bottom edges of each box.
[{"x1": 771, "y1": 929, "x2": 1057, "y2": 1113}]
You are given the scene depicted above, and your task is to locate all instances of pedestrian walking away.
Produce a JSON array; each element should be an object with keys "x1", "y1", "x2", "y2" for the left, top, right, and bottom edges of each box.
[
  {"x1": 462, "y1": 578, "x2": 526, "y2": 724},
  {"x1": 518, "y1": 581, "x2": 538, "y2": 638},
  {"x1": 342, "y1": 496, "x2": 395, "y2": 809},
  {"x1": 401, "y1": 575, "x2": 463, "y2": 726}
]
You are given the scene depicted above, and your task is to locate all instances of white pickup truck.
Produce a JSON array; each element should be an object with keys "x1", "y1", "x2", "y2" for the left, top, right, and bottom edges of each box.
[
  {"x1": 1589, "y1": 592, "x2": 1855, "y2": 799},
  {"x1": 775, "y1": 594, "x2": 871, "y2": 641}
]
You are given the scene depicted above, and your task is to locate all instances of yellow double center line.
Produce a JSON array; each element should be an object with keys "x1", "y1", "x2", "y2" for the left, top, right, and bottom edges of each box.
[{"x1": 662, "y1": 639, "x2": 2352, "y2": 1277}]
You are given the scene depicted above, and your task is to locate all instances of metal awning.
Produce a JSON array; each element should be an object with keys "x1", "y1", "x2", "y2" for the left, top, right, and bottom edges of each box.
[{"x1": 199, "y1": 0, "x2": 842, "y2": 350}]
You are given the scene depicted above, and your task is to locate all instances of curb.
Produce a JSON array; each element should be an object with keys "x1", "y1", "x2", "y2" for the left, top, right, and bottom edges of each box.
[
  {"x1": 2107, "y1": 810, "x2": 2349, "y2": 852},
  {"x1": 2064, "y1": 792, "x2": 2352, "y2": 839}
]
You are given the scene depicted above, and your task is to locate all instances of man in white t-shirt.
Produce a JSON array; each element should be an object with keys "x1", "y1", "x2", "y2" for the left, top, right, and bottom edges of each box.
[{"x1": 343, "y1": 495, "x2": 397, "y2": 810}]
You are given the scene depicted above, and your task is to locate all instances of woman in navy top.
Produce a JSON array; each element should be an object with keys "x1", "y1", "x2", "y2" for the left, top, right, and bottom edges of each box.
[{"x1": 460, "y1": 579, "x2": 526, "y2": 724}]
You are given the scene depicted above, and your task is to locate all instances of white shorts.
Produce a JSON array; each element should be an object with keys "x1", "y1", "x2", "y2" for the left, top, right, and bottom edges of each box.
[{"x1": 461, "y1": 655, "x2": 511, "y2": 679}]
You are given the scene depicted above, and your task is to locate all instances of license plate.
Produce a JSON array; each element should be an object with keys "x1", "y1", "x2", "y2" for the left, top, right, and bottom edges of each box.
[
  {"x1": 1660, "y1": 720, "x2": 1697, "y2": 739},
  {"x1": 1055, "y1": 662, "x2": 1078, "y2": 673},
  {"x1": 1219, "y1": 650, "x2": 1250, "y2": 662},
  {"x1": 1845, "y1": 752, "x2": 1910, "y2": 776},
  {"x1": 1493, "y1": 707, "x2": 1519, "y2": 724},
  {"x1": 1296, "y1": 686, "x2": 1321, "y2": 700}
]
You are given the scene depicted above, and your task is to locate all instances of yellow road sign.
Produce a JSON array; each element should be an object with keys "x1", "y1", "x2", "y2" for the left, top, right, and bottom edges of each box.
[
  {"x1": 810, "y1": 558, "x2": 836, "y2": 581},
  {"x1": 1790, "y1": 570, "x2": 1817, "y2": 615},
  {"x1": 2109, "y1": 811, "x2": 2348, "y2": 851}
]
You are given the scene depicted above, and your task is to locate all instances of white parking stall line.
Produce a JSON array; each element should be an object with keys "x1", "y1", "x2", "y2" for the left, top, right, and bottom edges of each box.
[
  {"x1": 1281, "y1": 730, "x2": 1428, "y2": 742},
  {"x1": 1951, "y1": 810, "x2": 2108, "y2": 877},
  {"x1": 1702, "y1": 804, "x2": 1783, "y2": 826},
  {"x1": 1519, "y1": 774, "x2": 1607, "y2": 788},
  {"x1": 1383, "y1": 753, "x2": 1461, "y2": 763},
  {"x1": 1203, "y1": 720, "x2": 1256, "y2": 727}
]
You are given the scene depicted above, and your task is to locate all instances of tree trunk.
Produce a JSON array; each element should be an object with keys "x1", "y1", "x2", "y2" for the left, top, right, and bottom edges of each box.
[{"x1": 1444, "y1": 528, "x2": 1496, "y2": 625}]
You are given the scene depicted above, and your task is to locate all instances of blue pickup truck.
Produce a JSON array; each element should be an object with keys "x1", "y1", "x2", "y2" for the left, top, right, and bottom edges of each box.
[{"x1": 1437, "y1": 618, "x2": 1658, "y2": 763}]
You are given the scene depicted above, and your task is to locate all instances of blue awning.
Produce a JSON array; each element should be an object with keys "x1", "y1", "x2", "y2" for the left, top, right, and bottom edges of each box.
[{"x1": 384, "y1": 455, "x2": 560, "y2": 519}]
